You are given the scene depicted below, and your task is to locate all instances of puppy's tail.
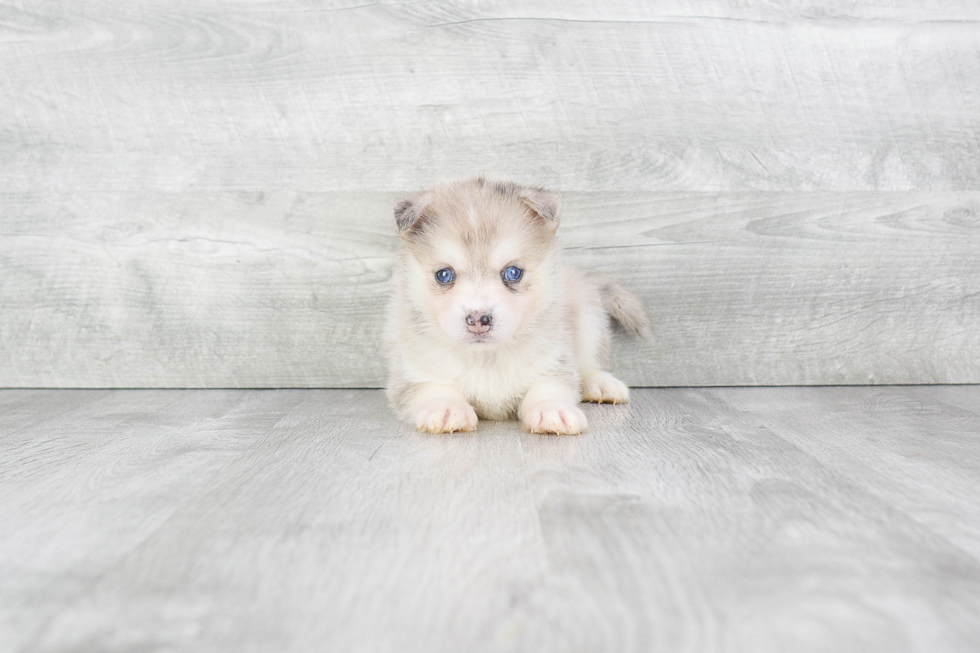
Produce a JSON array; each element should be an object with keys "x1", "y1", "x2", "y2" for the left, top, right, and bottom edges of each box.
[{"x1": 600, "y1": 280, "x2": 651, "y2": 337}]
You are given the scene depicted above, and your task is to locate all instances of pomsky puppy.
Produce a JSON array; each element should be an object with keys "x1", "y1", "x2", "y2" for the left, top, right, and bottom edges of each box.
[{"x1": 385, "y1": 177, "x2": 648, "y2": 435}]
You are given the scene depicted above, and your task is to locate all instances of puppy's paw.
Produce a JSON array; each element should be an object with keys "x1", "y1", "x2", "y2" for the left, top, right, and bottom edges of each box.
[
  {"x1": 582, "y1": 371, "x2": 630, "y2": 404},
  {"x1": 414, "y1": 400, "x2": 478, "y2": 434},
  {"x1": 523, "y1": 402, "x2": 588, "y2": 435}
]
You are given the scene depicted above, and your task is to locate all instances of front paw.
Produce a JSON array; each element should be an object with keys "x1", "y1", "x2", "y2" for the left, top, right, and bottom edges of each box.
[
  {"x1": 522, "y1": 402, "x2": 588, "y2": 435},
  {"x1": 582, "y1": 371, "x2": 630, "y2": 404},
  {"x1": 414, "y1": 400, "x2": 478, "y2": 434}
]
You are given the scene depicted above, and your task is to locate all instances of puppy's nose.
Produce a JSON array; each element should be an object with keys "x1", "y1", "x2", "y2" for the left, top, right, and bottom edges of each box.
[{"x1": 465, "y1": 312, "x2": 493, "y2": 334}]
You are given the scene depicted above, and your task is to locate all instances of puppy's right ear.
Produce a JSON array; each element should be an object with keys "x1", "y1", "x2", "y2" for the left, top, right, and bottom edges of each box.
[{"x1": 393, "y1": 193, "x2": 430, "y2": 236}]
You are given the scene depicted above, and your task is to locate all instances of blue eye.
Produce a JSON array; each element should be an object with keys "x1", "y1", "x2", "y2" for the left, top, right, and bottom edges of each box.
[
  {"x1": 503, "y1": 266, "x2": 523, "y2": 282},
  {"x1": 435, "y1": 268, "x2": 455, "y2": 284}
]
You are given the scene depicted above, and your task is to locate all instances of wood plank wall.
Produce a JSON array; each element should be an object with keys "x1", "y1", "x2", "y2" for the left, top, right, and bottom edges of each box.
[{"x1": 2, "y1": 1, "x2": 979, "y2": 387}]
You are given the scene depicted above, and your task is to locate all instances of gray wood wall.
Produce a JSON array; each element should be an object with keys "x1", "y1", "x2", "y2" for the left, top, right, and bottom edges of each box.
[{"x1": 2, "y1": 1, "x2": 979, "y2": 388}]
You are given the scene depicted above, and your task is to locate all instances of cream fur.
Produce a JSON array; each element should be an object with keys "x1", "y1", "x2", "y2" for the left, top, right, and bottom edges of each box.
[{"x1": 385, "y1": 178, "x2": 647, "y2": 435}]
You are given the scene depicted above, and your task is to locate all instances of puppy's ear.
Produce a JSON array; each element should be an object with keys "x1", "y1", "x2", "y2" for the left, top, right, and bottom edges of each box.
[
  {"x1": 518, "y1": 186, "x2": 561, "y2": 235},
  {"x1": 393, "y1": 193, "x2": 431, "y2": 236}
]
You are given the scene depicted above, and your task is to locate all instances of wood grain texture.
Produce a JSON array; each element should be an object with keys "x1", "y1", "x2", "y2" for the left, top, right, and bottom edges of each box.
[
  {"x1": 0, "y1": 389, "x2": 306, "y2": 652},
  {"x1": 2, "y1": 191, "x2": 978, "y2": 387},
  {"x1": 2, "y1": 387, "x2": 979, "y2": 652},
  {"x1": 2, "y1": 1, "x2": 980, "y2": 387},
  {"x1": 1, "y1": 0, "x2": 979, "y2": 193},
  {"x1": 714, "y1": 386, "x2": 980, "y2": 554}
]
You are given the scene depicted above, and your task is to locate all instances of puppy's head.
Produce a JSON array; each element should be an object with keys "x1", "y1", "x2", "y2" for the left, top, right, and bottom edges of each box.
[{"x1": 394, "y1": 178, "x2": 562, "y2": 346}]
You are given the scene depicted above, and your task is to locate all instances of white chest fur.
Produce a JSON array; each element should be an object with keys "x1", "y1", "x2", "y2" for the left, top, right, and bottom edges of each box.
[{"x1": 406, "y1": 333, "x2": 571, "y2": 420}]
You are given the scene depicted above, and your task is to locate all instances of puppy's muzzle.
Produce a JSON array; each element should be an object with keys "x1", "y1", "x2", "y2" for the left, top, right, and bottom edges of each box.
[{"x1": 465, "y1": 312, "x2": 493, "y2": 335}]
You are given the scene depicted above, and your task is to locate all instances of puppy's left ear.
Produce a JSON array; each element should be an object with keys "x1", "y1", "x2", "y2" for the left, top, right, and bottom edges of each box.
[{"x1": 519, "y1": 186, "x2": 561, "y2": 235}]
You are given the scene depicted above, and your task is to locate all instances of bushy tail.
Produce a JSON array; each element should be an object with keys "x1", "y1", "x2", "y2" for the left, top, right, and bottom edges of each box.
[{"x1": 601, "y1": 281, "x2": 651, "y2": 337}]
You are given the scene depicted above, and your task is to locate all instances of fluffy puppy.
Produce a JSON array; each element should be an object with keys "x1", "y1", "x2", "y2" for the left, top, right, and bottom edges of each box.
[{"x1": 385, "y1": 178, "x2": 648, "y2": 435}]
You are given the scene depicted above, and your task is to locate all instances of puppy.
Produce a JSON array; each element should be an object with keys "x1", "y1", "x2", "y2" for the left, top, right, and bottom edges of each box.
[{"x1": 385, "y1": 178, "x2": 648, "y2": 435}]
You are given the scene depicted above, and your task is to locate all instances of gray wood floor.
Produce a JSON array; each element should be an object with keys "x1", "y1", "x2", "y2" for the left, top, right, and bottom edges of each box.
[{"x1": 2, "y1": 387, "x2": 979, "y2": 653}]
